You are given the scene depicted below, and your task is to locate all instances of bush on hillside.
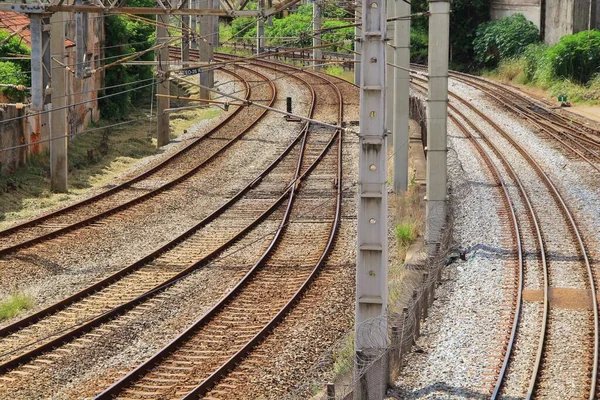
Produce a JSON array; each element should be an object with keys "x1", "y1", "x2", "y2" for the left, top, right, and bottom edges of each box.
[
  {"x1": 473, "y1": 13, "x2": 539, "y2": 67},
  {"x1": 546, "y1": 30, "x2": 600, "y2": 84}
]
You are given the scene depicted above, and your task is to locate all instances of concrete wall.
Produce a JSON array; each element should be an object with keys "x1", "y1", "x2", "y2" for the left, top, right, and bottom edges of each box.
[
  {"x1": 545, "y1": 0, "x2": 575, "y2": 44},
  {"x1": 492, "y1": 0, "x2": 600, "y2": 44},
  {"x1": 491, "y1": 0, "x2": 542, "y2": 29},
  {"x1": 0, "y1": 106, "x2": 26, "y2": 175}
]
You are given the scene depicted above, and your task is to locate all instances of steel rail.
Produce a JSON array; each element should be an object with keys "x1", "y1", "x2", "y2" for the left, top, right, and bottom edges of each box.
[
  {"x1": 0, "y1": 61, "x2": 317, "y2": 373},
  {"x1": 412, "y1": 79, "x2": 532, "y2": 399},
  {"x1": 410, "y1": 64, "x2": 600, "y2": 169},
  {"x1": 0, "y1": 67, "x2": 257, "y2": 256},
  {"x1": 415, "y1": 74, "x2": 598, "y2": 399},
  {"x1": 450, "y1": 74, "x2": 600, "y2": 172},
  {"x1": 447, "y1": 69, "x2": 600, "y2": 142},
  {"x1": 95, "y1": 58, "x2": 344, "y2": 400}
]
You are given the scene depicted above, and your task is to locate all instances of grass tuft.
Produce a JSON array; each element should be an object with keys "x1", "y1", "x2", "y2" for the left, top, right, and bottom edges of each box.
[
  {"x1": 0, "y1": 293, "x2": 34, "y2": 322},
  {"x1": 395, "y1": 223, "x2": 418, "y2": 246},
  {"x1": 332, "y1": 333, "x2": 354, "y2": 377}
]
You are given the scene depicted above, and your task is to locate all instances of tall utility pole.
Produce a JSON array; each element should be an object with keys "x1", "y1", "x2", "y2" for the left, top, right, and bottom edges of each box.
[
  {"x1": 355, "y1": 0, "x2": 388, "y2": 396},
  {"x1": 198, "y1": 0, "x2": 214, "y2": 101},
  {"x1": 425, "y1": 0, "x2": 449, "y2": 246},
  {"x1": 156, "y1": 14, "x2": 170, "y2": 147},
  {"x1": 190, "y1": 0, "x2": 198, "y2": 50},
  {"x1": 392, "y1": 0, "x2": 410, "y2": 193},
  {"x1": 75, "y1": 0, "x2": 89, "y2": 78},
  {"x1": 30, "y1": 14, "x2": 51, "y2": 149},
  {"x1": 50, "y1": 12, "x2": 68, "y2": 192},
  {"x1": 182, "y1": 3, "x2": 191, "y2": 67},
  {"x1": 385, "y1": 0, "x2": 394, "y2": 148},
  {"x1": 256, "y1": 0, "x2": 265, "y2": 54},
  {"x1": 312, "y1": 0, "x2": 321, "y2": 70}
]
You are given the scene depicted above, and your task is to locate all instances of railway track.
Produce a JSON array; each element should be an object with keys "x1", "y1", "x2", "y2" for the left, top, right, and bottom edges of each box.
[
  {"x1": 0, "y1": 55, "x2": 352, "y2": 400},
  {"x1": 0, "y1": 67, "x2": 271, "y2": 257},
  {"x1": 411, "y1": 73, "x2": 599, "y2": 398},
  {"x1": 93, "y1": 56, "x2": 344, "y2": 400},
  {"x1": 412, "y1": 65, "x2": 600, "y2": 173}
]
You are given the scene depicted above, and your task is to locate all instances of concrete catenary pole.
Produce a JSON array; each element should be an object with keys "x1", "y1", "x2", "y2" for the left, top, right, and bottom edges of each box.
[
  {"x1": 190, "y1": 0, "x2": 198, "y2": 50},
  {"x1": 198, "y1": 0, "x2": 214, "y2": 101},
  {"x1": 257, "y1": 0, "x2": 265, "y2": 54},
  {"x1": 385, "y1": 0, "x2": 394, "y2": 148},
  {"x1": 312, "y1": 0, "x2": 321, "y2": 70},
  {"x1": 156, "y1": 14, "x2": 170, "y2": 147},
  {"x1": 392, "y1": 0, "x2": 410, "y2": 192},
  {"x1": 354, "y1": 0, "x2": 388, "y2": 396},
  {"x1": 75, "y1": 0, "x2": 89, "y2": 78},
  {"x1": 50, "y1": 12, "x2": 68, "y2": 192},
  {"x1": 182, "y1": 2, "x2": 191, "y2": 67},
  {"x1": 30, "y1": 14, "x2": 51, "y2": 147},
  {"x1": 425, "y1": 0, "x2": 449, "y2": 246}
]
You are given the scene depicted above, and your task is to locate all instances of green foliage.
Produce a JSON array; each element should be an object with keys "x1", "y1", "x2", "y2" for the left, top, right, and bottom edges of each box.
[
  {"x1": 448, "y1": 0, "x2": 490, "y2": 70},
  {"x1": 410, "y1": 28, "x2": 428, "y2": 64},
  {"x1": 0, "y1": 28, "x2": 31, "y2": 100},
  {"x1": 522, "y1": 42, "x2": 551, "y2": 83},
  {"x1": 0, "y1": 293, "x2": 34, "y2": 322},
  {"x1": 410, "y1": 0, "x2": 489, "y2": 68},
  {"x1": 473, "y1": 14, "x2": 539, "y2": 67},
  {"x1": 332, "y1": 333, "x2": 354, "y2": 377},
  {"x1": 266, "y1": 4, "x2": 312, "y2": 47},
  {"x1": 322, "y1": 20, "x2": 353, "y2": 52},
  {"x1": 100, "y1": 0, "x2": 155, "y2": 120},
  {"x1": 395, "y1": 223, "x2": 417, "y2": 247},
  {"x1": 0, "y1": 61, "x2": 28, "y2": 101},
  {"x1": 546, "y1": 30, "x2": 600, "y2": 84},
  {"x1": 222, "y1": 3, "x2": 353, "y2": 51}
]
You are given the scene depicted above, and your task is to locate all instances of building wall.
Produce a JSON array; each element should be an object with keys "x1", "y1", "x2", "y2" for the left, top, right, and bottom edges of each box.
[
  {"x1": 545, "y1": 0, "x2": 575, "y2": 44},
  {"x1": 491, "y1": 0, "x2": 542, "y2": 29}
]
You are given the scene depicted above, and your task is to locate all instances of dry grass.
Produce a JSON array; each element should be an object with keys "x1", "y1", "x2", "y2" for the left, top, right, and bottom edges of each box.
[
  {"x1": 389, "y1": 185, "x2": 424, "y2": 309},
  {"x1": 0, "y1": 82, "x2": 222, "y2": 229}
]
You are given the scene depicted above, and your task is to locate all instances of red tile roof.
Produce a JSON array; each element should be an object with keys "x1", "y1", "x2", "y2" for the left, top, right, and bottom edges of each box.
[{"x1": 0, "y1": 12, "x2": 75, "y2": 48}]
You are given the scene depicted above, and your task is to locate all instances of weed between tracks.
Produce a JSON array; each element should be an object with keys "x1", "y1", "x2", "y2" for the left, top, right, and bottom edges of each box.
[{"x1": 0, "y1": 293, "x2": 34, "y2": 322}]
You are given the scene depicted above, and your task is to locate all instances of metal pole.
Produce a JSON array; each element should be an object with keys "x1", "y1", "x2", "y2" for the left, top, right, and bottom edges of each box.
[
  {"x1": 312, "y1": 0, "x2": 322, "y2": 70},
  {"x1": 355, "y1": 0, "x2": 388, "y2": 395},
  {"x1": 392, "y1": 0, "x2": 410, "y2": 193},
  {"x1": 50, "y1": 12, "x2": 68, "y2": 192},
  {"x1": 156, "y1": 14, "x2": 170, "y2": 147},
  {"x1": 257, "y1": 0, "x2": 265, "y2": 55},
  {"x1": 425, "y1": 0, "x2": 449, "y2": 246}
]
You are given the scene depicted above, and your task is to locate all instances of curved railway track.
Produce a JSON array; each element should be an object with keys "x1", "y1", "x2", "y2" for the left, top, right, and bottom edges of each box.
[
  {"x1": 411, "y1": 73, "x2": 599, "y2": 399},
  {"x1": 412, "y1": 64, "x2": 600, "y2": 173},
  {"x1": 0, "y1": 54, "x2": 351, "y2": 400},
  {"x1": 94, "y1": 56, "x2": 344, "y2": 400},
  {"x1": 0, "y1": 67, "x2": 271, "y2": 257},
  {"x1": 0, "y1": 58, "x2": 312, "y2": 372}
]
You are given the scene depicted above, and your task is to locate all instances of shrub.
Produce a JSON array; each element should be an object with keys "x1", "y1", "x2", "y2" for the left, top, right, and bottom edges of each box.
[
  {"x1": 473, "y1": 13, "x2": 539, "y2": 67},
  {"x1": 522, "y1": 42, "x2": 551, "y2": 83},
  {"x1": 546, "y1": 30, "x2": 600, "y2": 84}
]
